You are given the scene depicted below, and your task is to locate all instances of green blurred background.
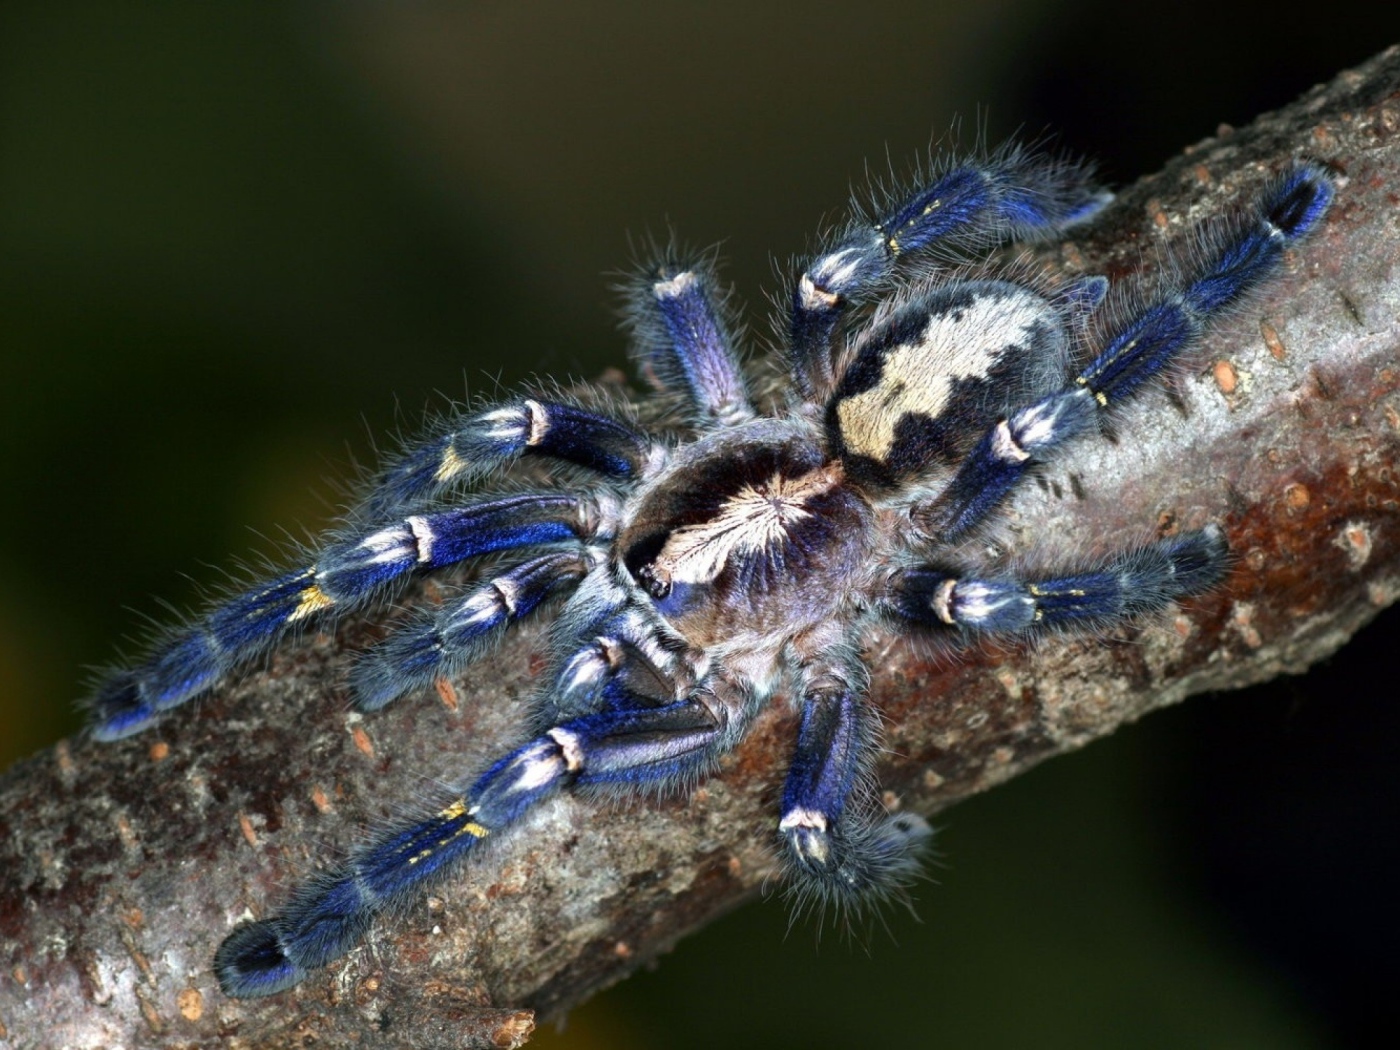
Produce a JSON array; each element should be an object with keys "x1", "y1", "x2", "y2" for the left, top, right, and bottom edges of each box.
[{"x1": 2, "y1": 3, "x2": 1397, "y2": 1047}]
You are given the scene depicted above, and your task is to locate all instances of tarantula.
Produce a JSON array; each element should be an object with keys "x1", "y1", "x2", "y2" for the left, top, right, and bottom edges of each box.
[{"x1": 86, "y1": 143, "x2": 1333, "y2": 997}]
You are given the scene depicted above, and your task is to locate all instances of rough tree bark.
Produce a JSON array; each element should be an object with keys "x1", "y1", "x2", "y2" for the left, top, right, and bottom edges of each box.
[{"x1": 2, "y1": 45, "x2": 1398, "y2": 1050}]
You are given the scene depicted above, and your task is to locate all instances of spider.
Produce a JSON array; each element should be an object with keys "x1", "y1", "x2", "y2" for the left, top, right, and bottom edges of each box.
[{"x1": 85, "y1": 141, "x2": 1333, "y2": 998}]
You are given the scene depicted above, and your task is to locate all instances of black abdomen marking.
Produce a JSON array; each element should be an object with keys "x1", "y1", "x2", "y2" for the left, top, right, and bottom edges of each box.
[{"x1": 827, "y1": 281, "x2": 1069, "y2": 488}]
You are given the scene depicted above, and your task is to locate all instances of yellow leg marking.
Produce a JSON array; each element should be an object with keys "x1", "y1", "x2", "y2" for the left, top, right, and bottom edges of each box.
[
  {"x1": 1029, "y1": 585, "x2": 1045, "y2": 623},
  {"x1": 406, "y1": 799, "x2": 490, "y2": 866},
  {"x1": 288, "y1": 583, "x2": 335, "y2": 622},
  {"x1": 885, "y1": 198, "x2": 941, "y2": 254},
  {"x1": 1075, "y1": 375, "x2": 1110, "y2": 407},
  {"x1": 434, "y1": 444, "x2": 469, "y2": 483},
  {"x1": 439, "y1": 798, "x2": 490, "y2": 838}
]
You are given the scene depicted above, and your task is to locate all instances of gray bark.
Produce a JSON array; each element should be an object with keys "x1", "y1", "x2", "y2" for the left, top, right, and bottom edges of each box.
[{"x1": 2, "y1": 43, "x2": 1398, "y2": 1050}]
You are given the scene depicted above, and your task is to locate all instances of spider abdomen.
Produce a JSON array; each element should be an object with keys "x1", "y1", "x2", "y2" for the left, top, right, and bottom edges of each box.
[{"x1": 828, "y1": 280, "x2": 1077, "y2": 489}]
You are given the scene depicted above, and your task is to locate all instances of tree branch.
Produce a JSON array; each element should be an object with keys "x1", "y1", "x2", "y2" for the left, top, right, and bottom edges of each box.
[{"x1": 3, "y1": 44, "x2": 1398, "y2": 1050}]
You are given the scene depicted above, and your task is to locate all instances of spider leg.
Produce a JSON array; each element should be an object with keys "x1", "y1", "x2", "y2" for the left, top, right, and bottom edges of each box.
[
  {"x1": 361, "y1": 398, "x2": 660, "y2": 519},
  {"x1": 551, "y1": 607, "x2": 698, "y2": 721},
  {"x1": 625, "y1": 257, "x2": 754, "y2": 425},
  {"x1": 887, "y1": 527, "x2": 1228, "y2": 636},
  {"x1": 91, "y1": 493, "x2": 616, "y2": 740},
  {"x1": 213, "y1": 687, "x2": 732, "y2": 998},
  {"x1": 791, "y1": 146, "x2": 1109, "y2": 401},
  {"x1": 779, "y1": 658, "x2": 932, "y2": 907},
  {"x1": 349, "y1": 548, "x2": 601, "y2": 711},
  {"x1": 918, "y1": 166, "x2": 1334, "y2": 540},
  {"x1": 532, "y1": 566, "x2": 702, "y2": 723}
]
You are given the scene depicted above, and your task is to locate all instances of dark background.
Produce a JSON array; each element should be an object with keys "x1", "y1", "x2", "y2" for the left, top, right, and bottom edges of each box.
[{"x1": 1, "y1": 3, "x2": 1396, "y2": 1047}]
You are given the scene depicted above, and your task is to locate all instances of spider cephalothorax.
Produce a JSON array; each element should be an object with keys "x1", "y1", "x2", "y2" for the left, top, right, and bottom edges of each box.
[
  {"x1": 621, "y1": 422, "x2": 869, "y2": 646},
  {"x1": 85, "y1": 142, "x2": 1333, "y2": 997}
]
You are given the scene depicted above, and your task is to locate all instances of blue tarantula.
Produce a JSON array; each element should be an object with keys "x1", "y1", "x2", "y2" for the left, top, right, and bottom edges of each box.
[{"x1": 87, "y1": 142, "x2": 1333, "y2": 997}]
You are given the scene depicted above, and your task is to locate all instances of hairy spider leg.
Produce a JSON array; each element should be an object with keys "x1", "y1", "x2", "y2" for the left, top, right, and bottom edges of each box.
[
  {"x1": 888, "y1": 528, "x2": 1228, "y2": 636},
  {"x1": 625, "y1": 258, "x2": 755, "y2": 425},
  {"x1": 549, "y1": 605, "x2": 698, "y2": 722},
  {"x1": 361, "y1": 398, "x2": 659, "y2": 519},
  {"x1": 778, "y1": 661, "x2": 932, "y2": 907},
  {"x1": 90, "y1": 494, "x2": 612, "y2": 740},
  {"x1": 213, "y1": 691, "x2": 729, "y2": 998},
  {"x1": 350, "y1": 549, "x2": 597, "y2": 711},
  {"x1": 923, "y1": 166, "x2": 1335, "y2": 540},
  {"x1": 515, "y1": 562, "x2": 704, "y2": 725},
  {"x1": 789, "y1": 148, "x2": 1111, "y2": 400}
]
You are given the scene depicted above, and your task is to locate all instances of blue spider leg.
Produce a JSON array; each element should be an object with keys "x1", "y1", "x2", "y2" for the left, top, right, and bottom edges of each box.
[
  {"x1": 889, "y1": 527, "x2": 1228, "y2": 636},
  {"x1": 349, "y1": 549, "x2": 598, "y2": 711},
  {"x1": 361, "y1": 398, "x2": 659, "y2": 519},
  {"x1": 1081, "y1": 166, "x2": 1334, "y2": 402},
  {"x1": 90, "y1": 494, "x2": 613, "y2": 740},
  {"x1": 790, "y1": 148, "x2": 1110, "y2": 399},
  {"x1": 551, "y1": 606, "x2": 697, "y2": 722},
  {"x1": 921, "y1": 166, "x2": 1334, "y2": 540},
  {"x1": 626, "y1": 258, "x2": 754, "y2": 425},
  {"x1": 779, "y1": 665, "x2": 932, "y2": 907},
  {"x1": 213, "y1": 691, "x2": 727, "y2": 998}
]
